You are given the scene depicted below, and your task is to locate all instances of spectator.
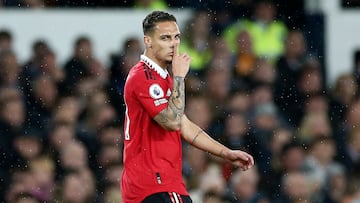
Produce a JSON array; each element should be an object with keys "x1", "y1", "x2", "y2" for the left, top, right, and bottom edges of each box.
[
  {"x1": 26, "y1": 75, "x2": 58, "y2": 132},
  {"x1": 0, "y1": 87, "x2": 27, "y2": 199},
  {"x1": 204, "y1": 58, "x2": 233, "y2": 116},
  {"x1": 249, "y1": 101, "x2": 280, "y2": 173},
  {"x1": 296, "y1": 58, "x2": 324, "y2": 97},
  {"x1": 0, "y1": 29, "x2": 13, "y2": 52},
  {"x1": 302, "y1": 136, "x2": 341, "y2": 201},
  {"x1": 185, "y1": 93, "x2": 214, "y2": 131},
  {"x1": 58, "y1": 140, "x2": 89, "y2": 176},
  {"x1": 79, "y1": 98, "x2": 117, "y2": 138},
  {"x1": 109, "y1": 37, "x2": 142, "y2": 78},
  {"x1": 5, "y1": 168, "x2": 35, "y2": 203},
  {"x1": 62, "y1": 35, "x2": 93, "y2": 92},
  {"x1": 180, "y1": 10, "x2": 213, "y2": 74},
  {"x1": 53, "y1": 168, "x2": 99, "y2": 203},
  {"x1": 251, "y1": 102, "x2": 280, "y2": 136},
  {"x1": 340, "y1": 174, "x2": 360, "y2": 203},
  {"x1": 225, "y1": 89, "x2": 251, "y2": 114},
  {"x1": 210, "y1": 36, "x2": 232, "y2": 69},
  {"x1": 233, "y1": 30, "x2": 257, "y2": 79},
  {"x1": 183, "y1": 146, "x2": 212, "y2": 191},
  {"x1": 101, "y1": 163, "x2": 123, "y2": 190},
  {"x1": 274, "y1": 29, "x2": 308, "y2": 127},
  {"x1": 28, "y1": 156, "x2": 56, "y2": 202},
  {"x1": 304, "y1": 93, "x2": 329, "y2": 114},
  {"x1": 97, "y1": 144, "x2": 122, "y2": 171},
  {"x1": 322, "y1": 164, "x2": 347, "y2": 203},
  {"x1": 249, "y1": 58, "x2": 276, "y2": 87},
  {"x1": 96, "y1": 121, "x2": 123, "y2": 146},
  {"x1": 220, "y1": 110, "x2": 253, "y2": 181},
  {"x1": 85, "y1": 57, "x2": 108, "y2": 87},
  {"x1": 222, "y1": 111, "x2": 250, "y2": 151},
  {"x1": 0, "y1": 87, "x2": 25, "y2": 131},
  {"x1": 277, "y1": 56, "x2": 325, "y2": 127},
  {"x1": 334, "y1": 99, "x2": 360, "y2": 173},
  {"x1": 47, "y1": 121, "x2": 77, "y2": 154},
  {"x1": 223, "y1": 0, "x2": 288, "y2": 61},
  {"x1": 262, "y1": 142, "x2": 306, "y2": 200},
  {"x1": 0, "y1": 50, "x2": 21, "y2": 88},
  {"x1": 328, "y1": 73, "x2": 358, "y2": 130},
  {"x1": 19, "y1": 40, "x2": 59, "y2": 93},
  {"x1": 297, "y1": 111, "x2": 332, "y2": 145},
  {"x1": 102, "y1": 185, "x2": 123, "y2": 203},
  {"x1": 269, "y1": 127, "x2": 293, "y2": 171},
  {"x1": 51, "y1": 94, "x2": 82, "y2": 125},
  {"x1": 275, "y1": 171, "x2": 314, "y2": 203},
  {"x1": 251, "y1": 84, "x2": 274, "y2": 107},
  {"x1": 12, "y1": 129, "x2": 44, "y2": 166},
  {"x1": 108, "y1": 37, "x2": 142, "y2": 122},
  {"x1": 226, "y1": 166, "x2": 269, "y2": 203},
  {"x1": 189, "y1": 163, "x2": 227, "y2": 203},
  {"x1": 338, "y1": 126, "x2": 360, "y2": 174}
]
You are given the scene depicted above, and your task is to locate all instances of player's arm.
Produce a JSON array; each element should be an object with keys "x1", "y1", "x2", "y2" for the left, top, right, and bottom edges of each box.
[
  {"x1": 153, "y1": 42, "x2": 191, "y2": 131},
  {"x1": 181, "y1": 115, "x2": 254, "y2": 170},
  {"x1": 153, "y1": 76, "x2": 186, "y2": 131}
]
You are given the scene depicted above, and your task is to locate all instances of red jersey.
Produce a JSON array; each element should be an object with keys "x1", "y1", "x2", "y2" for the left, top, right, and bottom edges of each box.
[{"x1": 121, "y1": 55, "x2": 188, "y2": 203}]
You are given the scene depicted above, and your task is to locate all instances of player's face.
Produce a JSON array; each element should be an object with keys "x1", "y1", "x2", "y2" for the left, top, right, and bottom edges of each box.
[{"x1": 146, "y1": 21, "x2": 180, "y2": 66}]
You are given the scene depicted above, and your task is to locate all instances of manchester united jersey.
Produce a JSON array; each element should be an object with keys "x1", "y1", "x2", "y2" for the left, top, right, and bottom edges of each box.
[{"x1": 121, "y1": 55, "x2": 188, "y2": 203}]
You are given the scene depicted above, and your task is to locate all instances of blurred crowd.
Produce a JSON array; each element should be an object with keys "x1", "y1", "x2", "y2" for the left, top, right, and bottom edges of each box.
[{"x1": 1, "y1": 0, "x2": 360, "y2": 203}]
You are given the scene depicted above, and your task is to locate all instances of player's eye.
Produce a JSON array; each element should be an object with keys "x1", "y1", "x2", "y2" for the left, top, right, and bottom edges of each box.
[{"x1": 160, "y1": 36, "x2": 170, "y2": 41}]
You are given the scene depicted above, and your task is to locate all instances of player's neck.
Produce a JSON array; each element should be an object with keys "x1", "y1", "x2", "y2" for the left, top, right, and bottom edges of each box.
[{"x1": 143, "y1": 51, "x2": 167, "y2": 70}]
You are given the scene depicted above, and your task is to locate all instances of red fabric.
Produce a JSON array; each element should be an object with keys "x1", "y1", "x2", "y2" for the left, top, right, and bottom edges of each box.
[{"x1": 121, "y1": 61, "x2": 188, "y2": 203}]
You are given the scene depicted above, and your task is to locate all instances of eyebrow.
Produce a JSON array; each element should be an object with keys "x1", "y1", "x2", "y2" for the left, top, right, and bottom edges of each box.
[{"x1": 161, "y1": 33, "x2": 181, "y2": 38}]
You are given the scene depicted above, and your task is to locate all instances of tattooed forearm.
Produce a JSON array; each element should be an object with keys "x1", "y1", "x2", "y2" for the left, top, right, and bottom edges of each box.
[
  {"x1": 154, "y1": 76, "x2": 185, "y2": 130},
  {"x1": 171, "y1": 76, "x2": 185, "y2": 110}
]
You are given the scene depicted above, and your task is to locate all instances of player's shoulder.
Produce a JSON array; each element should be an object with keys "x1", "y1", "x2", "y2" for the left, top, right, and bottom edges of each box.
[{"x1": 128, "y1": 61, "x2": 157, "y2": 82}]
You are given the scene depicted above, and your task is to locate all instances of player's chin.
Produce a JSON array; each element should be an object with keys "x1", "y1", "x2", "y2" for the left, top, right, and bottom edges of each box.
[{"x1": 165, "y1": 56, "x2": 173, "y2": 63}]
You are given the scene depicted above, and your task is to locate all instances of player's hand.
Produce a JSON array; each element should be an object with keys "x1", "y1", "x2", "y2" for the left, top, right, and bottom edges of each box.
[
  {"x1": 221, "y1": 149, "x2": 254, "y2": 171},
  {"x1": 171, "y1": 42, "x2": 191, "y2": 78}
]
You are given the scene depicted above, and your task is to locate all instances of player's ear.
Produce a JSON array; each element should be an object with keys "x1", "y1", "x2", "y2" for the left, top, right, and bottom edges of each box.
[{"x1": 144, "y1": 35, "x2": 152, "y2": 49}]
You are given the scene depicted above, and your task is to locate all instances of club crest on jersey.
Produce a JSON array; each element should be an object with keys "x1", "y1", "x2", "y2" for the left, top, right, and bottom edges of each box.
[{"x1": 149, "y1": 84, "x2": 164, "y2": 99}]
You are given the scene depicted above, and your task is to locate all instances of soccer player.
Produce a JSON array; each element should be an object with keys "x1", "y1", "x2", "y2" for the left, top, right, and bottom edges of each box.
[{"x1": 121, "y1": 10, "x2": 254, "y2": 203}]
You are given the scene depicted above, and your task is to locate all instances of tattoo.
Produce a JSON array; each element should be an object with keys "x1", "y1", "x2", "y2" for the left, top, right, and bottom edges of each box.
[
  {"x1": 191, "y1": 129, "x2": 203, "y2": 145},
  {"x1": 173, "y1": 76, "x2": 185, "y2": 100},
  {"x1": 154, "y1": 76, "x2": 185, "y2": 129}
]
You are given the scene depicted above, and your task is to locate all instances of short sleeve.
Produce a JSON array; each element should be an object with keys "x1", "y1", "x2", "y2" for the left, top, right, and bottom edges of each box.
[{"x1": 136, "y1": 80, "x2": 169, "y2": 118}]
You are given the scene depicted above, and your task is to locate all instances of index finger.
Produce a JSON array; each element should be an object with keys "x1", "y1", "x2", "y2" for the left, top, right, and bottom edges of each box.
[
  {"x1": 173, "y1": 42, "x2": 179, "y2": 56},
  {"x1": 240, "y1": 151, "x2": 254, "y2": 165},
  {"x1": 245, "y1": 153, "x2": 254, "y2": 167},
  {"x1": 248, "y1": 154, "x2": 255, "y2": 166}
]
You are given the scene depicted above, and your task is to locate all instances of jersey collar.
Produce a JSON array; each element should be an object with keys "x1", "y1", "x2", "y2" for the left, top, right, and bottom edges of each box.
[{"x1": 141, "y1": 55, "x2": 168, "y2": 79}]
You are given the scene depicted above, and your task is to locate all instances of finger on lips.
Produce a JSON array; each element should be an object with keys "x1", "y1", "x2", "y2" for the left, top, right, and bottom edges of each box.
[{"x1": 173, "y1": 43, "x2": 179, "y2": 55}]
